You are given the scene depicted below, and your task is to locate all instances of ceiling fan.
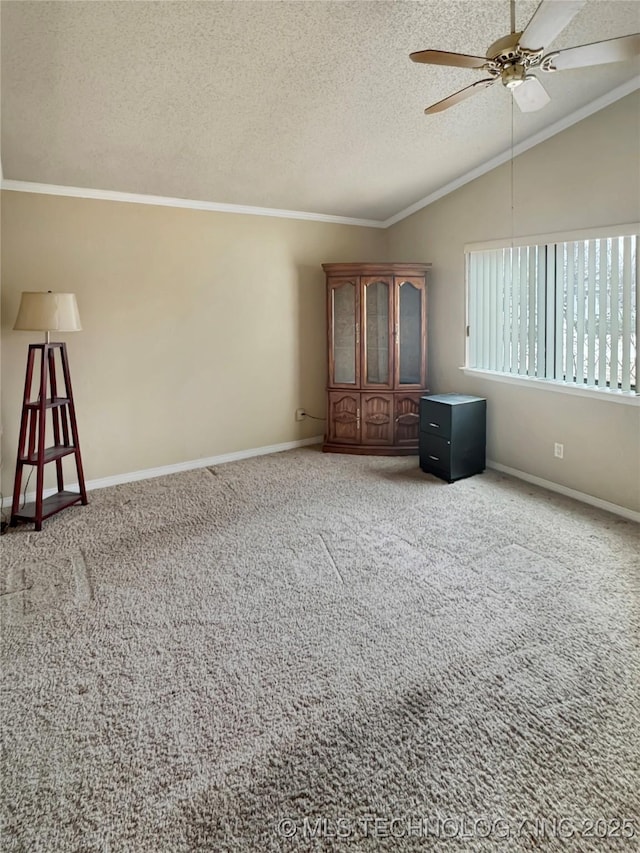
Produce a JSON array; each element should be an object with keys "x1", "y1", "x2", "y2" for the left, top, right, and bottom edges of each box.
[{"x1": 411, "y1": 0, "x2": 640, "y2": 114}]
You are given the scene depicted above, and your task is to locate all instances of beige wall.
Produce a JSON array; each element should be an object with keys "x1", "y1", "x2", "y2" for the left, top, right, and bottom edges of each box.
[
  {"x1": 0, "y1": 193, "x2": 387, "y2": 493},
  {"x1": 387, "y1": 92, "x2": 640, "y2": 512},
  {"x1": 2, "y1": 94, "x2": 638, "y2": 514}
]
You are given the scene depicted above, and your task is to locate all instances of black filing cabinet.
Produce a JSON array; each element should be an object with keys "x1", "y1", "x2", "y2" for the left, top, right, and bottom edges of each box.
[{"x1": 420, "y1": 394, "x2": 486, "y2": 483}]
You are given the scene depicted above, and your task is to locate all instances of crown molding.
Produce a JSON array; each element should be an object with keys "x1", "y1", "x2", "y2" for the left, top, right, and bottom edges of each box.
[
  {"x1": 1, "y1": 78, "x2": 637, "y2": 229},
  {"x1": 0, "y1": 180, "x2": 385, "y2": 229},
  {"x1": 382, "y1": 76, "x2": 640, "y2": 228}
]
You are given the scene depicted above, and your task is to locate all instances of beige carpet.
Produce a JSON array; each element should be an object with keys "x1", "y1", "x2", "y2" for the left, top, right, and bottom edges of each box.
[{"x1": 1, "y1": 448, "x2": 639, "y2": 852}]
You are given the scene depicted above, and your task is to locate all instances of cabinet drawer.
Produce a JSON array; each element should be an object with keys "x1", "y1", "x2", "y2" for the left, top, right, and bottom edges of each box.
[
  {"x1": 419, "y1": 433, "x2": 451, "y2": 475},
  {"x1": 420, "y1": 399, "x2": 452, "y2": 437}
]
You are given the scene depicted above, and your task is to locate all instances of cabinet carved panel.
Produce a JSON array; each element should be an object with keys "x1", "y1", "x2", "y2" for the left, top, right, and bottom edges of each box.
[
  {"x1": 361, "y1": 393, "x2": 393, "y2": 445},
  {"x1": 394, "y1": 394, "x2": 421, "y2": 447},
  {"x1": 327, "y1": 392, "x2": 360, "y2": 444},
  {"x1": 323, "y1": 262, "x2": 430, "y2": 456}
]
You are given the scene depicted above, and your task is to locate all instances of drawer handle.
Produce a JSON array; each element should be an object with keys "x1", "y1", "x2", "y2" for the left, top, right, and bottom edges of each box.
[
  {"x1": 428, "y1": 454, "x2": 440, "y2": 461},
  {"x1": 428, "y1": 422, "x2": 440, "y2": 428}
]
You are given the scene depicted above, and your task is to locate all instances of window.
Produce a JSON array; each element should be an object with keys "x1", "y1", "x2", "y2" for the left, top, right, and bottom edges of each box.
[{"x1": 466, "y1": 228, "x2": 638, "y2": 394}]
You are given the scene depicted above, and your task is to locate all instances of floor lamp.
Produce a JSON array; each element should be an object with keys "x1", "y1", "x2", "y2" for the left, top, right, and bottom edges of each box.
[{"x1": 10, "y1": 291, "x2": 88, "y2": 531}]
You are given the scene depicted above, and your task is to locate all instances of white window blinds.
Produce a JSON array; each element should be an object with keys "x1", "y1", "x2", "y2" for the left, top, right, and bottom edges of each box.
[{"x1": 467, "y1": 234, "x2": 638, "y2": 393}]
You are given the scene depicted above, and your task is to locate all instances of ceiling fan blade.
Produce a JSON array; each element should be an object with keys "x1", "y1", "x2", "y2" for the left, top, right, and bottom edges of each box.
[
  {"x1": 512, "y1": 76, "x2": 551, "y2": 112},
  {"x1": 410, "y1": 49, "x2": 488, "y2": 69},
  {"x1": 520, "y1": 0, "x2": 587, "y2": 51},
  {"x1": 542, "y1": 33, "x2": 640, "y2": 71},
  {"x1": 424, "y1": 78, "x2": 496, "y2": 114}
]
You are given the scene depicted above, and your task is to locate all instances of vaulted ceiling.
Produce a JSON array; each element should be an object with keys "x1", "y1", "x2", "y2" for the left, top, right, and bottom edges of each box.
[{"x1": 1, "y1": 1, "x2": 639, "y2": 222}]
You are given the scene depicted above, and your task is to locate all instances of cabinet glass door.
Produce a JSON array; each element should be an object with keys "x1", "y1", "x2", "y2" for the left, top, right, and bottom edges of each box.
[
  {"x1": 330, "y1": 280, "x2": 358, "y2": 386},
  {"x1": 397, "y1": 279, "x2": 425, "y2": 387},
  {"x1": 363, "y1": 278, "x2": 392, "y2": 387}
]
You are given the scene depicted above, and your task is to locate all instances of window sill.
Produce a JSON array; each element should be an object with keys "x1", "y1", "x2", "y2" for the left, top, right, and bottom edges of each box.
[{"x1": 460, "y1": 367, "x2": 640, "y2": 406}]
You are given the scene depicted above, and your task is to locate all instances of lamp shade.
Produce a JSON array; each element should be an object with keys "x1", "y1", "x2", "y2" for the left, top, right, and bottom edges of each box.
[{"x1": 14, "y1": 292, "x2": 82, "y2": 332}]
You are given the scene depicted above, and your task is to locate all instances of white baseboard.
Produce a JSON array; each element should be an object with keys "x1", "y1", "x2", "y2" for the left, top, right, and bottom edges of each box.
[
  {"x1": 487, "y1": 460, "x2": 640, "y2": 523},
  {"x1": 2, "y1": 435, "x2": 323, "y2": 509},
  {"x1": 4, "y1": 442, "x2": 637, "y2": 524}
]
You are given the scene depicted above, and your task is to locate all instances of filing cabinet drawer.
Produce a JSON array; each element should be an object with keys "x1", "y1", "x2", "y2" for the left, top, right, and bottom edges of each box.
[
  {"x1": 419, "y1": 433, "x2": 451, "y2": 476},
  {"x1": 419, "y1": 398, "x2": 452, "y2": 437}
]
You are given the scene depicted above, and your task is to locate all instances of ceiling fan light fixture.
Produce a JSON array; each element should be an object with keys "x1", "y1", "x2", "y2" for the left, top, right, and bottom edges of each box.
[{"x1": 501, "y1": 63, "x2": 527, "y2": 88}]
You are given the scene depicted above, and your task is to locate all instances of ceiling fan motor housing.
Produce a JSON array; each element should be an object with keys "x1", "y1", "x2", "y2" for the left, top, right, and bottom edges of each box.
[
  {"x1": 486, "y1": 32, "x2": 524, "y2": 62},
  {"x1": 485, "y1": 32, "x2": 545, "y2": 86}
]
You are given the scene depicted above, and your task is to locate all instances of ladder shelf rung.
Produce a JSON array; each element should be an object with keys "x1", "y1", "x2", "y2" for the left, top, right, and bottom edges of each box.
[
  {"x1": 12, "y1": 491, "x2": 83, "y2": 523},
  {"x1": 25, "y1": 397, "x2": 71, "y2": 410},
  {"x1": 20, "y1": 445, "x2": 78, "y2": 465}
]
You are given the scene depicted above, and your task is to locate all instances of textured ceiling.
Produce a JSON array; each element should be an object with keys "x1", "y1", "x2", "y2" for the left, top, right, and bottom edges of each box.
[{"x1": 1, "y1": 0, "x2": 639, "y2": 221}]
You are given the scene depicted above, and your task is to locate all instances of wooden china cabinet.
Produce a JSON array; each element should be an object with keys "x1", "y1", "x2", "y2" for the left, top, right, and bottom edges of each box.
[{"x1": 322, "y1": 262, "x2": 431, "y2": 455}]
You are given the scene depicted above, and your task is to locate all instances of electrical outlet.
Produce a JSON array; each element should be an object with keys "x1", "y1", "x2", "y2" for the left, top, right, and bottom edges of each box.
[
  {"x1": 295, "y1": 408, "x2": 306, "y2": 422},
  {"x1": 554, "y1": 442, "x2": 564, "y2": 459}
]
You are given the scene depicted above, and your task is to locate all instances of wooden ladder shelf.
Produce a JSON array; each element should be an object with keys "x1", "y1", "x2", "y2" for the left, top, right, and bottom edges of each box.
[{"x1": 11, "y1": 342, "x2": 88, "y2": 531}]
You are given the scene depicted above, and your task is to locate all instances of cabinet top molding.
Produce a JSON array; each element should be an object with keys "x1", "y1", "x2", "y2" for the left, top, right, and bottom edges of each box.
[{"x1": 322, "y1": 262, "x2": 431, "y2": 275}]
